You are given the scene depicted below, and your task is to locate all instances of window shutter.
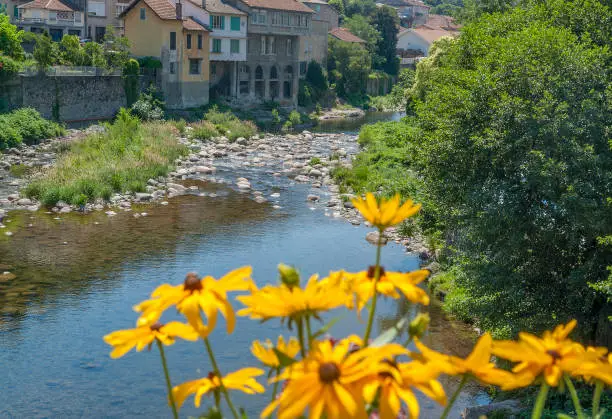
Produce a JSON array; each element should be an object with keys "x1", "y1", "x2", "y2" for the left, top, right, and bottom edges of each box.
[
  {"x1": 220, "y1": 16, "x2": 225, "y2": 29},
  {"x1": 209, "y1": 15, "x2": 213, "y2": 27}
]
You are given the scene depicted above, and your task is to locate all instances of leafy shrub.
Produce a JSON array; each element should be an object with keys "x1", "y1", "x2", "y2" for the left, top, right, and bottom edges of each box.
[
  {"x1": 288, "y1": 110, "x2": 302, "y2": 126},
  {"x1": 190, "y1": 121, "x2": 219, "y2": 140},
  {"x1": 271, "y1": 109, "x2": 281, "y2": 124},
  {"x1": 305, "y1": 60, "x2": 327, "y2": 90},
  {"x1": 137, "y1": 56, "x2": 162, "y2": 69},
  {"x1": 224, "y1": 119, "x2": 256, "y2": 141},
  {"x1": 199, "y1": 106, "x2": 257, "y2": 141},
  {"x1": 131, "y1": 87, "x2": 164, "y2": 121},
  {"x1": 172, "y1": 119, "x2": 187, "y2": 135},
  {"x1": 0, "y1": 108, "x2": 65, "y2": 149},
  {"x1": 0, "y1": 54, "x2": 20, "y2": 81}
]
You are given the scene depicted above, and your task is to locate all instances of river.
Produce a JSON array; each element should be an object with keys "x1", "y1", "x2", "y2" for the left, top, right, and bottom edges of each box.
[{"x1": 0, "y1": 113, "x2": 488, "y2": 418}]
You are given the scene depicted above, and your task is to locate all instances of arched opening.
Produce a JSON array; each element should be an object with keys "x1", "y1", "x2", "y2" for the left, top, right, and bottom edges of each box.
[
  {"x1": 255, "y1": 65, "x2": 264, "y2": 98},
  {"x1": 283, "y1": 80, "x2": 292, "y2": 98},
  {"x1": 270, "y1": 66, "x2": 278, "y2": 80},
  {"x1": 284, "y1": 65, "x2": 293, "y2": 77},
  {"x1": 239, "y1": 65, "x2": 250, "y2": 95},
  {"x1": 255, "y1": 65, "x2": 263, "y2": 80}
]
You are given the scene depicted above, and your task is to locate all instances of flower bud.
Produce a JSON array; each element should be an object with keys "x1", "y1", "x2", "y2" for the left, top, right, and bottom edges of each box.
[
  {"x1": 408, "y1": 313, "x2": 430, "y2": 339},
  {"x1": 278, "y1": 263, "x2": 300, "y2": 288}
]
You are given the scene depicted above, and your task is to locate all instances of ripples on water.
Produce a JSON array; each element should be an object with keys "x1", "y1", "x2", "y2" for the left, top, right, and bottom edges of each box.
[{"x1": 0, "y1": 116, "x2": 487, "y2": 418}]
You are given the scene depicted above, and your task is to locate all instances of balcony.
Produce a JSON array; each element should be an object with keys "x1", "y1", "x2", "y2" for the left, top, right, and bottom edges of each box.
[{"x1": 16, "y1": 17, "x2": 84, "y2": 27}]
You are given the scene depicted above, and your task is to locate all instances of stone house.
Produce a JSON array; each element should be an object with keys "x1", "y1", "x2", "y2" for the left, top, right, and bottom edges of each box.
[
  {"x1": 222, "y1": 0, "x2": 314, "y2": 106},
  {"x1": 86, "y1": 0, "x2": 131, "y2": 41},
  {"x1": 15, "y1": 0, "x2": 85, "y2": 40},
  {"x1": 121, "y1": 0, "x2": 211, "y2": 108},
  {"x1": 396, "y1": 0, "x2": 429, "y2": 27},
  {"x1": 298, "y1": 0, "x2": 337, "y2": 70}
]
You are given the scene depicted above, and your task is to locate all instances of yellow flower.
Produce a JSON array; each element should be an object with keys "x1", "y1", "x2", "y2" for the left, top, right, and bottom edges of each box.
[
  {"x1": 571, "y1": 346, "x2": 612, "y2": 385},
  {"x1": 134, "y1": 267, "x2": 253, "y2": 337},
  {"x1": 261, "y1": 339, "x2": 407, "y2": 419},
  {"x1": 414, "y1": 333, "x2": 514, "y2": 386},
  {"x1": 173, "y1": 368, "x2": 265, "y2": 409},
  {"x1": 352, "y1": 193, "x2": 421, "y2": 231},
  {"x1": 103, "y1": 321, "x2": 199, "y2": 359},
  {"x1": 491, "y1": 320, "x2": 586, "y2": 388},
  {"x1": 362, "y1": 360, "x2": 446, "y2": 419},
  {"x1": 348, "y1": 268, "x2": 430, "y2": 311},
  {"x1": 237, "y1": 274, "x2": 345, "y2": 321},
  {"x1": 251, "y1": 336, "x2": 301, "y2": 368}
]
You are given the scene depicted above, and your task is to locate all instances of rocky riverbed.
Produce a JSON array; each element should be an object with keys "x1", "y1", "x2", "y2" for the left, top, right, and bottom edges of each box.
[{"x1": 0, "y1": 127, "x2": 430, "y2": 257}]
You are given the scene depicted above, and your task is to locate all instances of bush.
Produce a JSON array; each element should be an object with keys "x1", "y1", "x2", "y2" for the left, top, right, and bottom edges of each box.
[
  {"x1": 197, "y1": 106, "x2": 257, "y2": 141},
  {"x1": 137, "y1": 56, "x2": 162, "y2": 69},
  {"x1": 0, "y1": 54, "x2": 20, "y2": 81},
  {"x1": 288, "y1": 110, "x2": 302, "y2": 126},
  {"x1": 172, "y1": 119, "x2": 187, "y2": 134},
  {"x1": 131, "y1": 87, "x2": 164, "y2": 121},
  {"x1": 305, "y1": 60, "x2": 328, "y2": 90},
  {"x1": 190, "y1": 121, "x2": 219, "y2": 140},
  {"x1": 0, "y1": 108, "x2": 65, "y2": 149}
]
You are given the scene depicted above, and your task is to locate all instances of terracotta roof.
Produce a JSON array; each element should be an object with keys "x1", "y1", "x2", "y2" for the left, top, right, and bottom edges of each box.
[
  {"x1": 301, "y1": 0, "x2": 328, "y2": 4},
  {"x1": 183, "y1": 16, "x2": 209, "y2": 29},
  {"x1": 120, "y1": 0, "x2": 180, "y2": 19},
  {"x1": 19, "y1": 0, "x2": 74, "y2": 11},
  {"x1": 241, "y1": 0, "x2": 314, "y2": 13},
  {"x1": 187, "y1": 0, "x2": 246, "y2": 15},
  {"x1": 401, "y1": 0, "x2": 429, "y2": 7},
  {"x1": 406, "y1": 26, "x2": 455, "y2": 44},
  {"x1": 329, "y1": 27, "x2": 366, "y2": 43}
]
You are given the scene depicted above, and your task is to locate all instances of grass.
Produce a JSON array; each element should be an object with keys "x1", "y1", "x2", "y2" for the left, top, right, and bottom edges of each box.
[
  {"x1": 0, "y1": 108, "x2": 65, "y2": 150},
  {"x1": 9, "y1": 164, "x2": 33, "y2": 178},
  {"x1": 23, "y1": 109, "x2": 187, "y2": 206},
  {"x1": 189, "y1": 107, "x2": 257, "y2": 141},
  {"x1": 309, "y1": 157, "x2": 322, "y2": 166}
]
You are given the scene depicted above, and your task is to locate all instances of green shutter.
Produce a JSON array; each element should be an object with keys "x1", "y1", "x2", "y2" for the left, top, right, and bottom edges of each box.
[
  {"x1": 14, "y1": 5, "x2": 18, "y2": 17},
  {"x1": 230, "y1": 16, "x2": 240, "y2": 31},
  {"x1": 209, "y1": 15, "x2": 213, "y2": 27},
  {"x1": 220, "y1": 16, "x2": 225, "y2": 29}
]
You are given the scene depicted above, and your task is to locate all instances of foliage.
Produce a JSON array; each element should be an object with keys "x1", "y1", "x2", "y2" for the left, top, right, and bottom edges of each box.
[
  {"x1": 0, "y1": 107, "x2": 65, "y2": 150},
  {"x1": 328, "y1": 0, "x2": 345, "y2": 15},
  {"x1": 271, "y1": 108, "x2": 280, "y2": 124},
  {"x1": 0, "y1": 53, "x2": 19, "y2": 81},
  {"x1": 59, "y1": 35, "x2": 87, "y2": 66},
  {"x1": 371, "y1": 6, "x2": 399, "y2": 75},
  {"x1": 123, "y1": 58, "x2": 140, "y2": 107},
  {"x1": 343, "y1": 15, "x2": 382, "y2": 65},
  {"x1": 102, "y1": 25, "x2": 130, "y2": 70},
  {"x1": 305, "y1": 60, "x2": 328, "y2": 91},
  {"x1": 288, "y1": 110, "x2": 302, "y2": 126},
  {"x1": 32, "y1": 33, "x2": 58, "y2": 70},
  {"x1": 345, "y1": 0, "x2": 376, "y2": 17},
  {"x1": 83, "y1": 42, "x2": 106, "y2": 67},
  {"x1": 0, "y1": 14, "x2": 24, "y2": 60},
  {"x1": 190, "y1": 120, "x2": 219, "y2": 140},
  {"x1": 189, "y1": 106, "x2": 257, "y2": 141},
  {"x1": 137, "y1": 56, "x2": 162, "y2": 69},
  {"x1": 131, "y1": 86, "x2": 165, "y2": 121},
  {"x1": 328, "y1": 38, "x2": 371, "y2": 98},
  {"x1": 24, "y1": 109, "x2": 186, "y2": 206},
  {"x1": 299, "y1": 61, "x2": 329, "y2": 107}
]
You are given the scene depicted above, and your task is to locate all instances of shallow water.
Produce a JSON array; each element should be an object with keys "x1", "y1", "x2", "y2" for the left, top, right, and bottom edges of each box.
[{"x1": 313, "y1": 111, "x2": 404, "y2": 134}]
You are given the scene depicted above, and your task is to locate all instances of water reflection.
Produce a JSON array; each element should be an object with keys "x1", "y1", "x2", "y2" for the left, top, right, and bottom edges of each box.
[{"x1": 313, "y1": 111, "x2": 404, "y2": 134}]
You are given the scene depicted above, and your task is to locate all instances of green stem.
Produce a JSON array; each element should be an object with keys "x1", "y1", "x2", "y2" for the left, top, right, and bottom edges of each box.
[
  {"x1": 204, "y1": 338, "x2": 240, "y2": 419},
  {"x1": 363, "y1": 230, "x2": 384, "y2": 346},
  {"x1": 564, "y1": 374, "x2": 586, "y2": 419},
  {"x1": 156, "y1": 339, "x2": 179, "y2": 419},
  {"x1": 440, "y1": 374, "x2": 468, "y2": 419},
  {"x1": 297, "y1": 318, "x2": 307, "y2": 358},
  {"x1": 531, "y1": 381, "x2": 550, "y2": 419},
  {"x1": 305, "y1": 315, "x2": 313, "y2": 349},
  {"x1": 270, "y1": 367, "x2": 281, "y2": 402},
  {"x1": 592, "y1": 380, "x2": 604, "y2": 419}
]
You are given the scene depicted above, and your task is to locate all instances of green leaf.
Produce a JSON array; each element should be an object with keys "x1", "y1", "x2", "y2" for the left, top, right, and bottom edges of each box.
[
  {"x1": 312, "y1": 315, "x2": 343, "y2": 339},
  {"x1": 556, "y1": 414, "x2": 574, "y2": 419},
  {"x1": 273, "y1": 348, "x2": 297, "y2": 368},
  {"x1": 369, "y1": 316, "x2": 409, "y2": 347}
]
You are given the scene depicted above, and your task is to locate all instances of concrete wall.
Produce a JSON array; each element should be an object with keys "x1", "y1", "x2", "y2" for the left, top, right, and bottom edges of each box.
[
  {"x1": 300, "y1": 19, "x2": 328, "y2": 66},
  {"x1": 0, "y1": 74, "x2": 127, "y2": 121}
]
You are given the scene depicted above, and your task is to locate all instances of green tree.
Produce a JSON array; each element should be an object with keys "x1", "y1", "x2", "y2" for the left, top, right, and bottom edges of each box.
[
  {"x1": 102, "y1": 25, "x2": 130, "y2": 70},
  {"x1": 328, "y1": 38, "x2": 371, "y2": 97},
  {"x1": 33, "y1": 32, "x2": 58, "y2": 70},
  {"x1": 372, "y1": 6, "x2": 399, "y2": 75},
  {"x1": 328, "y1": 0, "x2": 345, "y2": 16},
  {"x1": 343, "y1": 15, "x2": 383, "y2": 67},
  {"x1": 83, "y1": 41, "x2": 106, "y2": 67},
  {"x1": 0, "y1": 14, "x2": 24, "y2": 60},
  {"x1": 345, "y1": 0, "x2": 376, "y2": 17},
  {"x1": 305, "y1": 60, "x2": 327, "y2": 90},
  {"x1": 59, "y1": 34, "x2": 86, "y2": 66}
]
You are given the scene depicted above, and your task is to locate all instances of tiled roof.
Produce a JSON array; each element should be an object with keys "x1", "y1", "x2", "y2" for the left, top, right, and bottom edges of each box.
[
  {"x1": 301, "y1": 0, "x2": 328, "y2": 4},
  {"x1": 407, "y1": 26, "x2": 455, "y2": 44},
  {"x1": 329, "y1": 27, "x2": 366, "y2": 43},
  {"x1": 422, "y1": 13, "x2": 460, "y2": 30},
  {"x1": 183, "y1": 16, "x2": 209, "y2": 29},
  {"x1": 402, "y1": 0, "x2": 429, "y2": 7},
  {"x1": 19, "y1": 0, "x2": 73, "y2": 11},
  {"x1": 241, "y1": 0, "x2": 314, "y2": 13},
  {"x1": 187, "y1": 0, "x2": 246, "y2": 15}
]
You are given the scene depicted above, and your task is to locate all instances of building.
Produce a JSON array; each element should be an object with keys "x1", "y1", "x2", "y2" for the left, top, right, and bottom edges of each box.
[
  {"x1": 15, "y1": 0, "x2": 85, "y2": 39},
  {"x1": 203, "y1": 0, "x2": 248, "y2": 98},
  {"x1": 328, "y1": 26, "x2": 365, "y2": 44},
  {"x1": 396, "y1": 25, "x2": 456, "y2": 65},
  {"x1": 86, "y1": 0, "x2": 130, "y2": 41},
  {"x1": 222, "y1": 0, "x2": 314, "y2": 106},
  {"x1": 298, "y1": 0, "x2": 337, "y2": 69},
  {"x1": 121, "y1": 0, "x2": 211, "y2": 108},
  {"x1": 396, "y1": 0, "x2": 429, "y2": 27}
]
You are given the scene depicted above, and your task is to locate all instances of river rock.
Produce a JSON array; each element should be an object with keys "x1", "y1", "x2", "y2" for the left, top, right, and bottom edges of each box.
[
  {"x1": 309, "y1": 169, "x2": 322, "y2": 177},
  {"x1": 59, "y1": 206, "x2": 72, "y2": 214},
  {"x1": 343, "y1": 201, "x2": 355, "y2": 209},
  {"x1": 462, "y1": 400, "x2": 522, "y2": 419},
  {"x1": 307, "y1": 194, "x2": 320, "y2": 202},
  {"x1": 366, "y1": 231, "x2": 388, "y2": 245},
  {"x1": 236, "y1": 137, "x2": 248, "y2": 145},
  {"x1": 105, "y1": 211, "x2": 117, "y2": 216},
  {"x1": 166, "y1": 183, "x2": 186, "y2": 191},
  {"x1": 135, "y1": 193, "x2": 152, "y2": 202},
  {"x1": 7, "y1": 194, "x2": 19, "y2": 201},
  {"x1": 16, "y1": 198, "x2": 32, "y2": 206},
  {"x1": 294, "y1": 175, "x2": 310, "y2": 183}
]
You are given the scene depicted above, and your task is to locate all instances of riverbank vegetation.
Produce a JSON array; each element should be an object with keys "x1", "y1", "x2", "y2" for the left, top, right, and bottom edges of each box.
[
  {"x1": 104, "y1": 194, "x2": 612, "y2": 419},
  {"x1": 334, "y1": 0, "x2": 612, "y2": 343},
  {"x1": 23, "y1": 109, "x2": 186, "y2": 206},
  {"x1": 189, "y1": 107, "x2": 257, "y2": 141},
  {"x1": 0, "y1": 108, "x2": 65, "y2": 150}
]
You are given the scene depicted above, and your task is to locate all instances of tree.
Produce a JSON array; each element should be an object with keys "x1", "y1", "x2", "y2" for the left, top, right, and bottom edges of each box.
[
  {"x1": 102, "y1": 25, "x2": 130, "y2": 70},
  {"x1": 305, "y1": 60, "x2": 327, "y2": 90},
  {"x1": 328, "y1": 0, "x2": 345, "y2": 16},
  {"x1": 0, "y1": 14, "x2": 24, "y2": 60},
  {"x1": 33, "y1": 32, "x2": 58, "y2": 70},
  {"x1": 83, "y1": 42, "x2": 106, "y2": 67},
  {"x1": 345, "y1": 0, "x2": 376, "y2": 17},
  {"x1": 59, "y1": 34, "x2": 86, "y2": 66},
  {"x1": 328, "y1": 38, "x2": 371, "y2": 97},
  {"x1": 343, "y1": 15, "x2": 383, "y2": 67},
  {"x1": 372, "y1": 6, "x2": 399, "y2": 75}
]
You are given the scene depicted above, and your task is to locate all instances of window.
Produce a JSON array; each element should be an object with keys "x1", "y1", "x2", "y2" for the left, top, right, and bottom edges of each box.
[
  {"x1": 212, "y1": 38, "x2": 221, "y2": 53},
  {"x1": 169, "y1": 62, "x2": 176, "y2": 74},
  {"x1": 211, "y1": 63, "x2": 217, "y2": 76},
  {"x1": 170, "y1": 31, "x2": 176, "y2": 50},
  {"x1": 286, "y1": 39, "x2": 292, "y2": 56},
  {"x1": 186, "y1": 34, "x2": 192, "y2": 49},
  {"x1": 239, "y1": 81, "x2": 249, "y2": 95},
  {"x1": 314, "y1": 4, "x2": 320, "y2": 11},
  {"x1": 230, "y1": 39, "x2": 239, "y2": 53},
  {"x1": 210, "y1": 15, "x2": 224, "y2": 29},
  {"x1": 189, "y1": 59, "x2": 201, "y2": 74},
  {"x1": 268, "y1": 36, "x2": 275, "y2": 54},
  {"x1": 282, "y1": 12, "x2": 288, "y2": 25},
  {"x1": 230, "y1": 16, "x2": 240, "y2": 31},
  {"x1": 240, "y1": 65, "x2": 249, "y2": 73},
  {"x1": 258, "y1": 12, "x2": 266, "y2": 24},
  {"x1": 49, "y1": 11, "x2": 57, "y2": 21},
  {"x1": 197, "y1": 34, "x2": 202, "y2": 49},
  {"x1": 300, "y1": 61, "x2": 307, "y2": 75},
  {"x1": 260, "y1": 36, "x2": 265, "y2": 53},
  {"x1": 271, "y1": 11, "x2": 280, "y2": 25},
  {"x1": 115, "y1": 4, "x2": 126, "y2": 17},
  {"x1": 88, "y1": 0, "x2": 105, "y2": 16}
]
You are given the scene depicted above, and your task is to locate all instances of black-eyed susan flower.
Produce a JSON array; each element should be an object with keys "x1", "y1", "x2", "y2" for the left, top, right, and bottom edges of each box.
[
  {"x1": 237, "y1": 274, "x2": 346, "y2": 321},
  {"x1": 261, "y1": 339, "x2": 407, "y2": 419},
  {"x1": 570, "y1": 346, "x2": 612, "y2": 385},
  {"x1": 491, "y1": 320, "x2": 586, "y2": 388},
  {"x1": 251, "y1": 336, "x2": 301, "y2": 368},
  {"x1": 347, "y1": 267, "x2": 430, "y2": 312},
  {"x1": 414, "y1": 333, "x2": 514, "y2": 386},
  {"x1": 173, "y1": 368, "x2": 265, "y2": 409},
  {"x1": 352, "y1": 193, "x2": 421, "y2": 231},
  {"x1": 103, "y1": 321, "x2": 199, "y2": 358},
  {"x1": 362, "y1": 360, "x2": 446, "y2": 419},
  {"x1": 134, "y1": 267, "x2": 253, "y2": 337}
]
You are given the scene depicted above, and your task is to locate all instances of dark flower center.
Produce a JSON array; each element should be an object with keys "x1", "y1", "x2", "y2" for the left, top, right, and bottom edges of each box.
[
  {"x1": 319, "y1": 362, "x2": 340, "y2": 383},
  {"x1": 379, "y1": 358, "x2": 398, "y2": 379},
  {"x1": 207, "y1": 371, "x2": 217, "y2": 380},
  {"x1": 149, "y1": 322, "x2": 164, "y2": 332},
  {"x1": 184, "y1": 272, "x2": 203, "y2": 291},
  {"x1": 367, "y1": 265, "x2": 386, "y2": 279},
  {"x1": 546, "y1": 349, "x2": 562, "y2": 362}
]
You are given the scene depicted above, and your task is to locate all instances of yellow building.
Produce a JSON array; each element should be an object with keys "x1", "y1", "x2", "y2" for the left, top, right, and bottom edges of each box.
[{"x1": 121, "y1": 0, "x2": 211, "y2": 108}]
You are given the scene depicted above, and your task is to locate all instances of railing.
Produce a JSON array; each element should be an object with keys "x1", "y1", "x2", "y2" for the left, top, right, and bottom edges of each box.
[
  {"x1": 20, "y1": 66, "x2": 122, "y2": 76},
  {"x1": 16, "y1": 17, "x2": 83, "y2": 26}
]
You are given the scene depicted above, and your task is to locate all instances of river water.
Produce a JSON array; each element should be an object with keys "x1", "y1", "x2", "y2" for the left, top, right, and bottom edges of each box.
[{"x1": 0, "y1": 113, "x2": 488, "y2": 418}]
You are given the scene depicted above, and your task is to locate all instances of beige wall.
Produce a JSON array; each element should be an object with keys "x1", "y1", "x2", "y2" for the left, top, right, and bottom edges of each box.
[
  {"x1": 182, "y1": 30, "x2": 210, "y2": 82},
  {"x1": 123, "y1": 1, "x2": 167, "y2": 57}
]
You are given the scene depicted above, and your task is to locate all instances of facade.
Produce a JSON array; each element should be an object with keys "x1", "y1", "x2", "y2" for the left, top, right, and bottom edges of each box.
[
  {"x1": 396, "y1": 25, "x2": 455, "y2": 63},
  {"x1": 396, "y1": 0, "x2": 429, "y2": 27},
  {"x1": 15, "y1": 0, "x2": 85, "y2": 39},
  {"x1": 298, "y1": 0, "x2": 337, "y2": 69},
  {"x1": 222, "y1": 0, "x2": 313, "y2": 106},
  {"x1": 121, "y1": 0, "x2": 211, "y2": 108},
  {"x1": 86, "y1": 0, "x2": 130, "y2": 41}
]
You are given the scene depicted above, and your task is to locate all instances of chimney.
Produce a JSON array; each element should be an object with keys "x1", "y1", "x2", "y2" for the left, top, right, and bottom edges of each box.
[
  {"x1": 201, "y1": 0, "x2": 206, "y2": 10},
  {"x1": 176, "y1": 0, "x2": 182, "y2": 19}
]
